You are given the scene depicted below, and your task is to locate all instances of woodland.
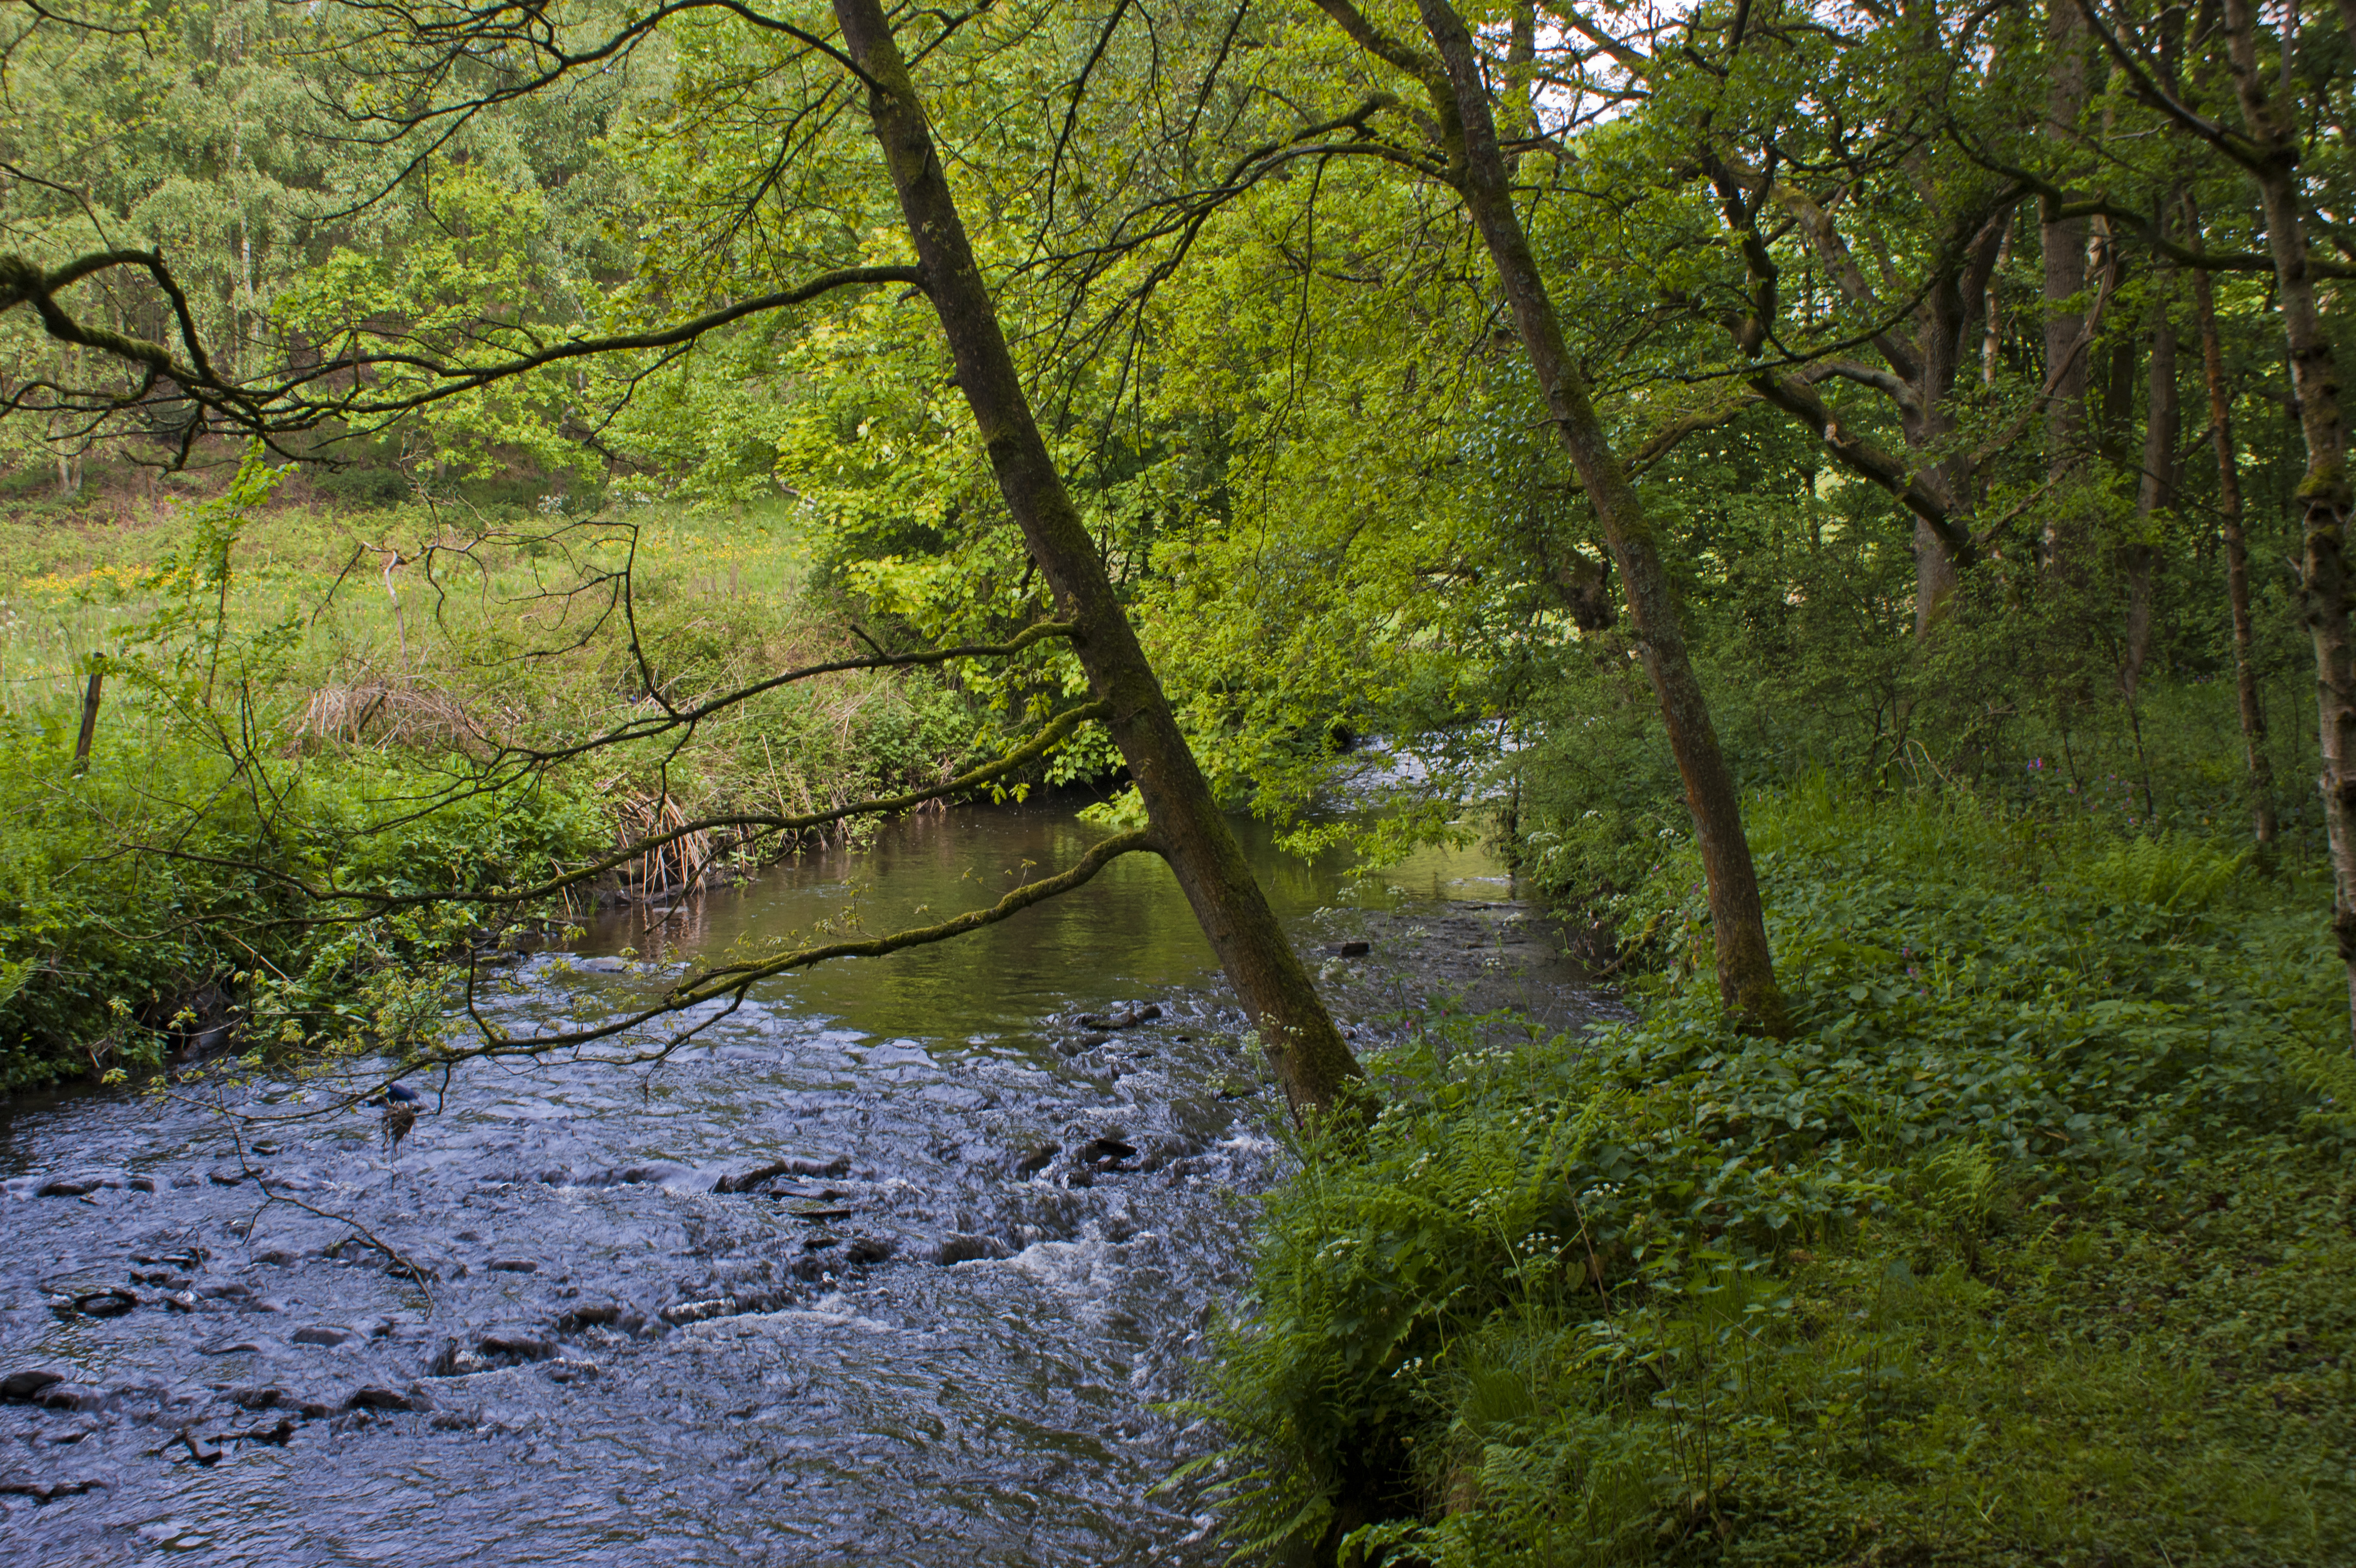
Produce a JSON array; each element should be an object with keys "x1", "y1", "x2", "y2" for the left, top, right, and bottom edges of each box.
[{"x1": 0, "y1": 0, "x2": 2352, "y2": 1562}]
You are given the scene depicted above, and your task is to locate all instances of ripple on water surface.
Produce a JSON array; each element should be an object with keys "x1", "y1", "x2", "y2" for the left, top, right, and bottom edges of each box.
[{"x1": 0, "y1": 806, "x2": 1613, "y2": 1566}]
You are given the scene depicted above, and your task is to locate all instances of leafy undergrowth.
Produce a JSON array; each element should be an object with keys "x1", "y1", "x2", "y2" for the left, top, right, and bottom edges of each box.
[
  {"x1": 1190, "y1": 791, "x2": 2356, "y2": 1565},
  {"x1": 0, "y1": 720, "x2": 608, "y2": 1092}
]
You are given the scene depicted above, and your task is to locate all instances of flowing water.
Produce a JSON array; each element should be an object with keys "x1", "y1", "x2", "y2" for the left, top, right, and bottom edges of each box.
[{"x1": 0, "y1": 806, "x2": 1613, "y2": 1566}]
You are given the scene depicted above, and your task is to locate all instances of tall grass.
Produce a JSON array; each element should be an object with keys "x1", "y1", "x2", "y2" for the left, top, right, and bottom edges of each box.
[{"x1": 0, "y1": 494, "x2": 977, "y2": 827}]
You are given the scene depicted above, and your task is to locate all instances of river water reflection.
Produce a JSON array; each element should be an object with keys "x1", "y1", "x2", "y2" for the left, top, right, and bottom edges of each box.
[
  {"x1": 0, "y1": 805, "x2": 1605, "y2": 1567},
  {"x1": 587, "y1": 807, "x2": 1523, "y2": 1033}
]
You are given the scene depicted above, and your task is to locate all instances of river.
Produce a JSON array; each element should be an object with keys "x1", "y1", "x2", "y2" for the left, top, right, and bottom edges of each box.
[{"x1": 0, "y1": 805, "x2": 1611, "y2": 1566}]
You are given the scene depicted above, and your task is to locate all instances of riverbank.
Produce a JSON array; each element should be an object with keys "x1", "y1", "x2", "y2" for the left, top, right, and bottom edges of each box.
[
  {"x1": 0, "y1": 487, "x2": 991, "y2": 1090},
  {"x1": 1200, "y1": 787, "x2": 2356, "y2": 1564}
]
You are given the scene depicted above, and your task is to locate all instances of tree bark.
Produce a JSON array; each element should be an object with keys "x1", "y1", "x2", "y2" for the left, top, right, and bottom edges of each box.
[
  {"x1": 1895, "y1": 225, "x2": 2003, "y2": 638},
  {"x1": 2125, "y1": 232, "x2": 2178, "y2": 703},
  {"x1": 1413, "y1": 0, "x2": 1790, "y2": 1035},
  {"x1": 829, "y1": 0, "x2": 1366, "y2": 1120},
  {"x1": 1984, "y1": 215, "x2": 2012, "y2": 386},
  {"x1": 2186, "y1": 193, "x2": 2274, "y2": 842},
  {"x1": 2040, "y1": 0, "x2": 2092, "y2": 554},
  {"x1": 2220, "y1": 0, "x2": 2354, "y2": 1039}
]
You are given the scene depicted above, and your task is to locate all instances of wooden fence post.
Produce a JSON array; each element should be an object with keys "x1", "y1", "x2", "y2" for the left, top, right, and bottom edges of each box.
[{"x1": 71, "y1": 665, "x2": 102, "y2": 776}]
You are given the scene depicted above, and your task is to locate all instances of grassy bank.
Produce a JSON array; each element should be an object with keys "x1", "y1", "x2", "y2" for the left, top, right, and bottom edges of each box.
[
  {"x1": 0, "y1": 479, "x2": 988, "y2": 1091},
  {"x1": 1194, "y1": 788, "x2": 2355, "y2": 1565}
]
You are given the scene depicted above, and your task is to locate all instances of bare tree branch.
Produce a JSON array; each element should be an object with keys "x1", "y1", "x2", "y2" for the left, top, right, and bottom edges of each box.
[{"x1": 447, "y1": 828, "x2": 1158, "y2": 1059}]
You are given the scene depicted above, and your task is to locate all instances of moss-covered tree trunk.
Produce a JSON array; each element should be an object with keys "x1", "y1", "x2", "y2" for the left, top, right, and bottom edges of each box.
[
  {"x1": 2219, "y1": 0, "x2": 2356, "y2": 1044},
  {"x1": 830, "y1": 0, "x2": 1365, "y2": 1119}
]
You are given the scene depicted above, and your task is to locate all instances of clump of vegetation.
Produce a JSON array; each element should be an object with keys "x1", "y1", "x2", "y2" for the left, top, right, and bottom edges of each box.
[
  {"x1": 0, "y1": 718, "x2": 606, "y2": 1089},
  {"x1": 1189, "y1": 788, "x2": 2355, "y2": 1565}
]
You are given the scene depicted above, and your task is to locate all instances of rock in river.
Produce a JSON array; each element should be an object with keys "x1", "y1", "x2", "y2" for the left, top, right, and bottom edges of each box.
[
  {"x1": 934, "y1": 1233, "x2": 1010, "y2": 1266},
  {"x1": 475, "y1": 1328, "x2": 556, "y2": 1363},
  {"x1": 1075, "y1": 1005, "x2": 1162, "y2": 1031},
  {"x1": 35, "y1": 1173, "x2": 120, "y2": 1198},
  {"x1": 344, "y1": 1385, "x2": 428, "y2": 1413},
  {"x1": 552, "y1": 1301, "x2": 632, "y2": 1335},
  {"x1": 1077, "y1": 1137, "x2": 1137, "y2": 1167},
  {"x1": 712, "y1": 1153, "x2": 852, "y2": 1193},
  {"x1": 0, "y1": 1479, "x2": 104, "y2": 1503},
  {"x1": 0, "y1": 1367, "x2": 67, "y2": 1402}
]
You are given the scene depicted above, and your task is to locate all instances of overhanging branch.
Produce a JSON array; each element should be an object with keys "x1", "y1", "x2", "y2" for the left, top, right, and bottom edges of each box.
[
  {"x1": 316, "y1": 698, "x2": 1114, "y2": 914},
  {"x1": 0, "y1": 250, "x2": 929, "y2": 454},
  {"x1": 450, "y1": 828, "x2": 1159, "y2": 1057}
]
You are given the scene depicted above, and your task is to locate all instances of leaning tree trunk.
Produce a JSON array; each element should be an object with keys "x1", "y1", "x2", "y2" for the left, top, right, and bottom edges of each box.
[
  {"x1": 2186, "y1": 194, "x2": 2275, "y2": 842},
  {"x1": 2222, "y1": 0, "x2": 2355, "y2": 1043},
  {"x1": 1416, "y1": 0, "x2": 1790, "y2": 1036},
  {"x1": 829, "y1": 0, "x2": 1364, "y2": 1120}
]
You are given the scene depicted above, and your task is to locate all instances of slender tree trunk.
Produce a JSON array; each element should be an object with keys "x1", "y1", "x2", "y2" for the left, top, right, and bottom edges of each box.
[
  {"x1": 2125, "y1": 237, "x2": 2178, "y2": 702},
  {"x1": 2040, "y1": 0, "x2": 2091, "y2": 558},
  {"x1": 829, "y1": 0, "x2": 1364, "y2": 1119},
  {"x1": 1984, "y1": 217, "x2": 2012, "y2": 386},
  {"x1": 1415, "y1": 0, "x2": 1790, "y2": 1035},
  {"x1": 2186, "y1": 194, "x2": 2274, "y2": 841},
  {"x1": 52, "y1": 343, "x2": 83, "y2": 499},
  {"x1": 2222, "y1": 0, "x2": 2355, "y2": 1040}
]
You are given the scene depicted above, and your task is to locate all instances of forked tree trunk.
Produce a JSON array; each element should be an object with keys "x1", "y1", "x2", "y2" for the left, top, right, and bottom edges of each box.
[
  {"x1": 2186, "y1": 194, "x2": 2274, "y2": 842},
  {"x1": 1415, "y1": 0, "x2": 1790, "y2": 1036},
  {"x1": 2221, "y1": 0, "x2": 2355, "y2": 1042},
  {"x1": 829, "y1": 0, "x2": 1365, "y2": 1119}
]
